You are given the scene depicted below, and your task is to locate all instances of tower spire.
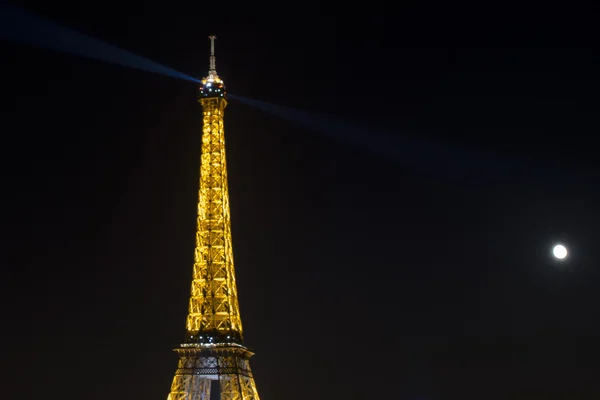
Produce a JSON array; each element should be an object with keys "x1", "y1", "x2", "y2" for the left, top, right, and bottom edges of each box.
[
  {"x1": 198, "y1": 36, "x2": 225, "y2": 99},
  {"x1": 208, "y1": 34, "x2": 217, "y2": 78}
]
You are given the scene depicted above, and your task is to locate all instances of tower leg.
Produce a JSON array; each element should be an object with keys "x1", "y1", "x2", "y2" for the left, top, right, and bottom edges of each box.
[
  {"x1": 218, "y1": 374, "x2": 260, "y2": 400},
  {"x1": 167, "y1": 374, "x2": 211, "y2": 400},
  {"x1": 238, "y1": 375, "x2": 260, "y2": 400}
]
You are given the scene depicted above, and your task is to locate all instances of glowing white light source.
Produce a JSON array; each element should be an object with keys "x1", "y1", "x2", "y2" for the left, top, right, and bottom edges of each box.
[{"x1": 553, "y1": 244, "x2": 568, "y2": 259}]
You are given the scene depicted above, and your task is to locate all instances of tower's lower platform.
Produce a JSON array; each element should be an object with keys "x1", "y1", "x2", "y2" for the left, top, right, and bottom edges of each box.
[{"x1": 167, "y1": 344, "x2": 260, "y2": 400}]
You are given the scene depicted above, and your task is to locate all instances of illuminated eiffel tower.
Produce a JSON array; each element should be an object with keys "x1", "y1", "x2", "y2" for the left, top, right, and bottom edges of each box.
[{"x1": 165, "y1": 36, "x2": 260, "y2": 400}]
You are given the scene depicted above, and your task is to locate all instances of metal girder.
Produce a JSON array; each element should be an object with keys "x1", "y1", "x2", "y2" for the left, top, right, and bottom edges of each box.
[{"x1": 186, "y1": 97, "x2": 243, "y2": 339}]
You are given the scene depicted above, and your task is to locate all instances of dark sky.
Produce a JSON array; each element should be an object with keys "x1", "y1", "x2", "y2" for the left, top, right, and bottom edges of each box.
[{"x1": 2, "y1": 1, "x2": 600, "y2": 399}]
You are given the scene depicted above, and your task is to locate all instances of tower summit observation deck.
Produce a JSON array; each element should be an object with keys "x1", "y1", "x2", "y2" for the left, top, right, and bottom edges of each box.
[{"x1": 165, "y1": 35, "x2": 261, "y2": 400}]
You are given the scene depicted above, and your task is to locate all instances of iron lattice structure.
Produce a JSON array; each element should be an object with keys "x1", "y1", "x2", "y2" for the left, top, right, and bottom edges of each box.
[{"x1": 166, "y1": 36, "x2": 261, "y2": 400}]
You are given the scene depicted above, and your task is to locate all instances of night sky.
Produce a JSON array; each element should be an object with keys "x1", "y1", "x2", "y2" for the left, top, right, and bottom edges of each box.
[{"x1": 2, "y1": 1, "x2": 600, "y2": 399}]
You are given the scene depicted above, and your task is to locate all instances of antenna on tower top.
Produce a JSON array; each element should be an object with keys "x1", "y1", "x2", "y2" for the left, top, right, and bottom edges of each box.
[
  {"x1": 199, "y1": 34, "x2": 224, "y2": 98},
  {"x1": 208, "y1": 35, "x2": 217, "y2": 75}
]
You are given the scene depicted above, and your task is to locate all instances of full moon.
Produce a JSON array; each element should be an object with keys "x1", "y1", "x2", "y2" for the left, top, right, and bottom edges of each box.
[{"x1": 553, "y1": 244, "x2": 568, "y2": 259}]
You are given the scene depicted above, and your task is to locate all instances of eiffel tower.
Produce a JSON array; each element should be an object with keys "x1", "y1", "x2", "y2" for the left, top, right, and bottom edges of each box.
[{"x1": 166, "y1": 35, "x2": 261, "y2": 400}]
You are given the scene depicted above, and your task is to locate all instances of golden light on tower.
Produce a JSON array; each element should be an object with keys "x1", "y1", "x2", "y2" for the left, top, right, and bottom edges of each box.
[{"x1": 166, "y1": 36, "x2": 261, "y2": 400}]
